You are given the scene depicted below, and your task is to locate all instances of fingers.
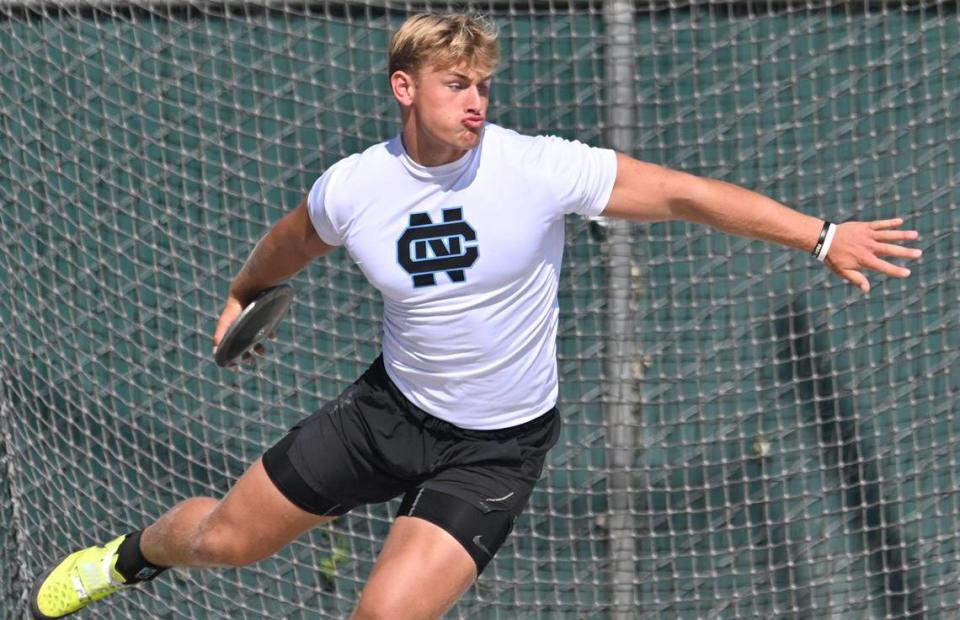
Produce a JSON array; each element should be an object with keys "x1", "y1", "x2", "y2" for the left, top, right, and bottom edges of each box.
[
  {"x1": 233, "y1": 344, "x2": 269, "y2": 370},
  {"x1": 874, "y1": 242, "x2": 922, "y2": 260},
  {"x1": 869, "y1": 217, "x2": 905, "y2": 230},
  {"x1": 863, "y1": 254, "x2": 911, "y2": 278},
  {"x1": 827, "y1": 220, "x2": 921, "y2": 294},
  {"x1": 227, "y1": 351, "x2": 259, "y2": 372},
  {"x1": 213, "y1": 297, "x2": 244, "y2": 352},
  {"x1": 213, "y1": 296, "x2": 263, "y2": 371},
  {"x1": 862, "y1": 220, "x2": 920, "y2": 277},
  {"x1": 874, "y1": 229, "x2": 919, "y2": 242},
  {"x1": 840, "y1": 268, "x2": 871, "y2": 294}
]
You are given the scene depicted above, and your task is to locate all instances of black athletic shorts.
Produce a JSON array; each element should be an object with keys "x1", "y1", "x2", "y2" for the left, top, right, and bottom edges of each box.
[{"x1": 262, "y1": 355, "x2": 562, "y2": 573}]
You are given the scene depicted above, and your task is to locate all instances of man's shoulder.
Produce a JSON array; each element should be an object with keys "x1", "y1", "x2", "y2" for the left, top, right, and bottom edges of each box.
[
  {"x1": 482, "y1": 123, "x2": 597, "y2": 155},
  {"x1": 319, "y1": 138, "x2": 400, "y2": 194},
  {"x1": 483, "y1": 123, "x2": 538, "y2": 147},
  {"x1": 329, "y1": 138, "x2": 398, "y2": 174},
  {"x1": 482, "y1": 124, "x2": 605, "y2": 170},
  {"x1": 480, "y1": 124, "x2": 559, "y2": 171}
]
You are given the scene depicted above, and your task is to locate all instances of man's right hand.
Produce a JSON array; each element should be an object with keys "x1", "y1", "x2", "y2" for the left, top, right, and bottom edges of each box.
[
  {"x1": 212, "y1": 293, "x2": 275, "y2": 368},
  {"x1": 212, "y1": 295, "x2": 245, "y2": 356},
  {"x1": 210, "y1": 198, "x2": 332, "y2": 367}
]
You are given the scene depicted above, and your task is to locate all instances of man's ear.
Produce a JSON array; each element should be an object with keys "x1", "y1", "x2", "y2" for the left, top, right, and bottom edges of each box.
[{"x1": 391, "y1": 70, "x2": 416, "y2": 106}]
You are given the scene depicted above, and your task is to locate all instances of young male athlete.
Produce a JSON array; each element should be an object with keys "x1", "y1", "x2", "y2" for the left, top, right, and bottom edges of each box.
[{"x1": 30, "y1": 12, "x2": 921, "y2": 620}]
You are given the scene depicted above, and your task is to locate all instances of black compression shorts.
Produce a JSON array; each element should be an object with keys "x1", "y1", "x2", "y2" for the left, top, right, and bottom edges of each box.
[{"x1": 261, "y1": 356, "x2": 562, "y2": 573}]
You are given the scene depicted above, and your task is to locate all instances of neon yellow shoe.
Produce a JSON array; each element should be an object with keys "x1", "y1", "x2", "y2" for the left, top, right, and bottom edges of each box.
[{"x1": 30, "y1": 535, "x2": 131, "y2": 619}]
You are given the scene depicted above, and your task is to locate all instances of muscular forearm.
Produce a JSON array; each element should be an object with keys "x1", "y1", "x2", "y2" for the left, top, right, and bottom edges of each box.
[
  {"x1": 229, "y1": 200, "x2": 331, "y2": 303},
  {"x1": 229, "y1": 236, "x2": 307, "y2": 303},
  {"x1": 671, "y1": 174, "x2": 823, "y2": 254}
]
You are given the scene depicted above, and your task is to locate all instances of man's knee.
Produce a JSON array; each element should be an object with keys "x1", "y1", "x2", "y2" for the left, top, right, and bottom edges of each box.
[
  {"x1": 354, "y1": 581, "x2": 470, "y2": 620},
  {"x1": 352, "y1": 596, "x2": 406, "y2": 620},
  {"x1": 354, "y1": 579, "x2": 431, "y2": 620},
  {"x1": 191, "y1": 522, "x2": 271, "y2": 568}
]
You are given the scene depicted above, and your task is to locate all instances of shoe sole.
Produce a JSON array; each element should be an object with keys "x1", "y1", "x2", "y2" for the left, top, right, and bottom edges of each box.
[{"x1": 28, "y1": 563, "x2": 80, "y2": 620}]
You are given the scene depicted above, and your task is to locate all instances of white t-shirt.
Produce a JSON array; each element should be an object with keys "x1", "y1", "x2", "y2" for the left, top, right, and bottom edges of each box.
[{"x1": 308, "y1": 123, "x2": 617, "y2": 430}]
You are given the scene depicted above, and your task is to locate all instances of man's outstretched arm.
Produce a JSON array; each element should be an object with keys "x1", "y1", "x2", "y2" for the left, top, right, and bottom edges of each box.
[{"x1": 601, "y1": 153, "x2": 922, "y2": 293}]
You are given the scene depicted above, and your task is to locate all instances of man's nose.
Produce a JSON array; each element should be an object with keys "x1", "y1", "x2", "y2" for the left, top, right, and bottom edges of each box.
[{"x1": 465, "y1": 85, "x2": 483, "y2": 111}]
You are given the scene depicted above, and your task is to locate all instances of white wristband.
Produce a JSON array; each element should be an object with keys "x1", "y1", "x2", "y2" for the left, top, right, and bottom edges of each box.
[{"x1": 817, "y1": 223, "x2": 837, "y2": 262}]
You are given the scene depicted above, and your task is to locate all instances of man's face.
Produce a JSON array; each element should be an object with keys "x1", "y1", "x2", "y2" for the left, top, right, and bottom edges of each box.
[{"x1": 406, "y1": 62, "x2": 492, "y2": 152}]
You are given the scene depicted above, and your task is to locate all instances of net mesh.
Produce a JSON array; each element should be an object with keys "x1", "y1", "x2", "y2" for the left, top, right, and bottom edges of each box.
[{"x1": 1, "y1": 1, "x2": 958, "y2": 618}]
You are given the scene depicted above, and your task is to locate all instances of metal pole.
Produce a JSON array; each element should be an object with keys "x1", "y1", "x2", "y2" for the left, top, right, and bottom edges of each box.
[
  {"x1": 602, "y1": 2, "x2": 639, "y2": 618},
  {"x1": 0, "y1": 369, "x2": 28, "y2": 616}
]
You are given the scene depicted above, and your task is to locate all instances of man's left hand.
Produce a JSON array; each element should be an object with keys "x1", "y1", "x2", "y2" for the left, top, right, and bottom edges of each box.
[{"x1": 825, "y1": 218, "x2": 921, "y2": 294}]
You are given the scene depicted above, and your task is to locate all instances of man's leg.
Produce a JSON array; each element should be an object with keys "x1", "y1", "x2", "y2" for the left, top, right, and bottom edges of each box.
[
  {"x1": 30, "y1": 457, "x2": 334, "y2": 619},
  {"x1": 140, "y1": 458, "x2": 333, "y2": 568},
  {"x1": 352, "y1": 516, "x2": 478, "y2": 620},
  {"x1": 346, "y1": 408, "x2": 564, "y2": 620}
]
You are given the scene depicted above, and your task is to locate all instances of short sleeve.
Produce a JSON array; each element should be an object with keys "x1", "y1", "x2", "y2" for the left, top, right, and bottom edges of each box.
[
  {"x1": 535, "y1": 136, "x2": 618, "y2": 217},
  {"x1": 306, "y1": 169, "x2": 344, "y2": 246}
]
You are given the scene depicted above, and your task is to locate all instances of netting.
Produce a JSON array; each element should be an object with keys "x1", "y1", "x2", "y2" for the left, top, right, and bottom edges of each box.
[{"x1": 1, "y1": 1, "x2": 958, "y2": 618}]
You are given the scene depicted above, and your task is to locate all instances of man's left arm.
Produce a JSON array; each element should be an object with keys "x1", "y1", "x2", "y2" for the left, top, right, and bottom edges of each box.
[{"x1": 601, "y1": 153, "x2": 922, "y2": 294}]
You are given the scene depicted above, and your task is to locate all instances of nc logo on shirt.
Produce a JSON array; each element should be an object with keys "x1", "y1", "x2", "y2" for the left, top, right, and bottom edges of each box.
[{"x1": 397, "y1": 207, "x2": 478, "y2": 287}]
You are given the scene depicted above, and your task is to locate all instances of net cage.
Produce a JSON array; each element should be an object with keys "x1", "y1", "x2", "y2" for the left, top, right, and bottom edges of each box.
[{"x1": 1, "y1": 1, "x2": 958, "y2": 618}]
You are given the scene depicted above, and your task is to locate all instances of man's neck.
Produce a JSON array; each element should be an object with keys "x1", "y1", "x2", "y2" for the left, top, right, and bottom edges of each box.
[{"x1": 401, "y1": 124, "x2": 467, "y2": 168}]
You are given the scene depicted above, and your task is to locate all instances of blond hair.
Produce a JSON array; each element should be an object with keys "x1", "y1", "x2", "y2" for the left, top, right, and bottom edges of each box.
[{"x1": 388, "y1": 13, "x2": 500, "y2": 78}]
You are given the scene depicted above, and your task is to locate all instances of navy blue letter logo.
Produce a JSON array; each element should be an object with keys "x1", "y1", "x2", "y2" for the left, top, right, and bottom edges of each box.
[{"x1": 397, "y1": 207, "x2": 478, "y2": 287}]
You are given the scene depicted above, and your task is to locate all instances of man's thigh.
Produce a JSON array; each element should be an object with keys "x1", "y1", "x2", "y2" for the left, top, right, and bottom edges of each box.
[
  {"x1": 353, "y1": 515, "x2": 477, "y2": 620},
  {"x1": 382, "y1": 410, "x2": 563, "y2": 579},
  {"x1": 201, "y1": 459, "x2": 336, "y2": 561}
]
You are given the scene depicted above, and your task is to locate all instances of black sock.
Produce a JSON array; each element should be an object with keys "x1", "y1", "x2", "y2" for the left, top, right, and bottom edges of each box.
[{"x1": 114, "y1": 530, "x2": 168, "y2": 583}]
